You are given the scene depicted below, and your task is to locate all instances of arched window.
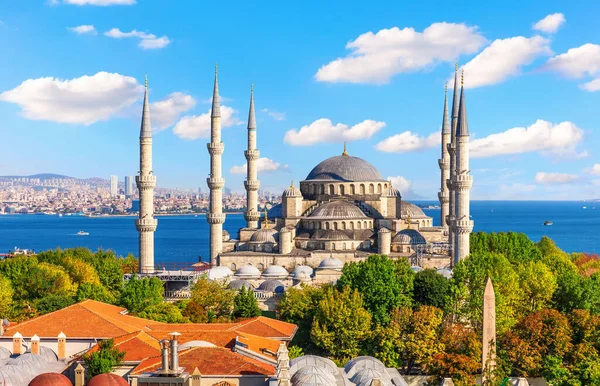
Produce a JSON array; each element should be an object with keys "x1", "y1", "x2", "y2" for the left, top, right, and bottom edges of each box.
[
  {"x1": 332, "y1": 243, "x2": 336, "y2": 251},
  {"x1": 341, "y1": 222, "x2": 346, "y2": 230},
  {"x1": 329, "y1": 184, "x2": 335, "y2": 195},
  {"x1": 360, "y1": 184, "x2": 365, "y2": 194},
  {"x1": 340, "y1": 185, "x2": 345, "y2": 195},
  {"x1": 334, "y1": 222, "x2": 338, "y2": 230},
  {"x1": 377, "y1": 184, "x2": 382, "y2": 194},
  {"x1": 309, "y1": 184, "x2": 315, "y2": 195},
  {"x1": 325, "y1": 222, "x2": 330, "y2": 230},
  {"x1": 357, "y1": 222, "x2": 362, "y2": 229},
  {"x1": 364, "y1": 221, "x2": 368, "y2": 228},
  {"x1": 350, "y1": 222, "x2": 354, "y2": 230},
  {"x1": 231, "y1": 263, "x2": 237, "y2": 271},
  {"x1": 350, "y1": 184, "x2": 356, "y2": 195},
  {"x1": 384, "y1": 183, "x2": 388, "y2": 189},
  {"x1": 342, "y1": 243, "x2": 347, "y2": 250},
  {"x1": 369, "y1": 184, "x2": 374, "y2": 194}
]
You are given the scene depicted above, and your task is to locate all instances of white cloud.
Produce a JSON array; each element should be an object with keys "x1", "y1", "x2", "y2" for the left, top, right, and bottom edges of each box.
[
  {"x1": 315, "y1": 22, "x2": 487, "y2": 84},
  {"x1": 230, "y1": 157, "x2": 288, "y2": 175},
  {"x1": 535, "y1": 172, "x2": 579, "y2": 184},
  {"x1": 453, "y1": 36, "x2": 552, "y2": 88},
  {"x1": 544, "y1": 44, "x2": 600, "y2": 91},
  {"x1": 470, "y1": 119, "x2": 585, "y2": 159},
  {"x1": 585, "y1": 164, "x2": 600, "y2": 176},
  {"x1": 172, "y1": 106, "x2": 242, "y2": 140},
  {"x1": 386, "y1": 175, "x2": 420, "y2": 199},
  {"x1": 0, "y1": 72, "x2": 142, "y2": 125},
  {"x1": 104, "y1": 28, "x2": 170, "y2": 49},
  {"x1": 68, "y1": 25, "x2": 96, "y2": 35},
  {"x1": 62, "y1": 0, "x2": 135, "y2": 4},
  {"x1": 262, "y1": 108, "x2": 285, "y2": 121},
  {"x1": 582, "y1": 78, "x2": 600, "y2": 91},
  {"x1": 533, "y1": 13, "x2": 566, "y2": 34},
  {"x1": 284, "y1": 118, "x2": 385, "y2": 146},
  {"x1": 375, "y1": 131, "x2": 440, "y2": 153},
  {"x1": 150, "y1": 92, "x2": 196, "y2": 130}
]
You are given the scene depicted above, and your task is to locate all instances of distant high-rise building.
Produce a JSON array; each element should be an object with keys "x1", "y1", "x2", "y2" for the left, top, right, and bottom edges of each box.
[
  {"x1": 110, "y1": 175, "x2": 118, "y2": 196},
  {"x1": 124, "y1": 176, "x2": 133, "y2": 196}
]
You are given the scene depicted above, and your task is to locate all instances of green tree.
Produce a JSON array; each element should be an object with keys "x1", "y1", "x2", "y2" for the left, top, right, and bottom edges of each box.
[
  {"x1": 278, "y1": 284, "x2": 326, "y2": 351},
  {"x1": 82, "y1": 339, "x2": 125, "y2": 378},
  {"x1": 233, "y1": 287, "x2": 261, "y2": 319},
  {"x1": 537, "y1": 236, "x2": 565, "y2": 257},
  {"x1": 35, "y1": 294, "x2": 75, "y2": 315},
  {"x1": 118, "y1": 275, "x2": 163, "y2": 313},
  {"x1": 516, "y1": 261, "x2": 557, "y2": 313},
  {"x1": 137, "y1": 302, "x2": 186, "y2": 323},
  {"x1": 189, "y1": 276, "x2": 234, "y2": 322},
  {"x1": 311, "y1": 286, "x2": 372, "y2": 364},
  {"x1": 413, "y1": 269, "x2": 450, "y2": 311},
  {"x1": 0, "y1": 275, "x2": 14, "y2": 317},
  {"x1": 76, "y1": 282, "x2": 116, "y2": 303},
  {"x1": 337, "y1": 254, "x2": 413, "y2": 325},
  {"x1": 288, "y1": 345, "x2": 304, "y2": 359},
  {"x1": 0, "y1": 255, "x2": 39, "y2": 299},
  {"x1": 87, "y1": 250, "x2": 126, "y2": 295},
  {"x1": 22, "y1": 263, "x2": 76, "y2": 300},
  {"x1": 470, "y1": 231, "x2": 542, "y2": 265}
]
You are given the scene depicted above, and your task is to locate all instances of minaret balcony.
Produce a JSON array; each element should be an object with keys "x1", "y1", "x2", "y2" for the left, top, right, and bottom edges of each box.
[
  {"x1": 438, "y1": 191, "x2": 449, "y2": 203},
  {"x1": 445, "y1": 214, "x2": 455, "y2": 227},
  {"x1": 244, "y1": 149, "x2": 260, "y2": 161},
  {"x1": 207, "y1": 213, "x2": 226, "y2": 224},
  {"x1": 207, "y1": 142, "x2": 225, "y2": 155},
  {"x1": 447, "y1": 143, "x2": 456, "y2": 155},
  {"x1": 244, "y1": 179, "x2": 260, "y2": 191},
  {"x1": 244, "y1": 209, "x2": 261, "y2": 222},
  {"x1": 446, "y1": 178, "x2": 454, "y2": 190},
  {"x1": 135, "y1": 218, "x2": 158, "y2": 232},
  {"x1": 453, "y1": 218, "x2": 474, "y2": 234},
  {"x1": 452, "y1": 174, "x2": 473, "y2": 190},
  {"x1": 136, "y1": 175, "x2": 157, "y2": 189},
  {"x1": 207, "y1": 177, "x2": 225, "y2": 190},
  {"x1": 438, "y1": 158, "x2": 449, "y2": 169}
]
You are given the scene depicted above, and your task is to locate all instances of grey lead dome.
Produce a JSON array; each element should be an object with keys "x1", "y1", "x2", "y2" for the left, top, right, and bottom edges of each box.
[
  {"x1": 305, "y1": 155, "x2": 384, "y2": 182},
  {"x1": 309, "y1": 201, "x2": 366, "y2": 220}
]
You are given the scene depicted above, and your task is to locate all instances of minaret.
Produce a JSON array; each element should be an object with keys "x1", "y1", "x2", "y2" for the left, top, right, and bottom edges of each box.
[
  {"x1": 207, "y1": 65, "x2": 226, "y2": 266},
  {"x1": 438, "y1": 84, "x2": 450, "y2": 233},
  {"x1": 135, "y1": 76, "x2": 158, "y2": 274},
  {"x1": 244, "y1": 84, "x2": 260, "y2": 229},
  {"x1": 452, "y1": 70, "x2": 474, "y2": 262},
  {"x1": 446, "y1": 64, "x2": 460, "y2": 253}
]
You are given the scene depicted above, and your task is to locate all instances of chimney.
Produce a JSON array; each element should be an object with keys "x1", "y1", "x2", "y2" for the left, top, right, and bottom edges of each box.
[
  {"x1": 191, "y1": 367, "x2": 202, "y2": 386},
  {"x1": 75, "y1": 363, "x2": 85, "y2": 386},
  {"x1": 169, "y1": 332, "x2": 181, "y2": 373},
  {"x1": 31, "y1": 334, "x2": 40, "y2": 355},
  {"x1": 13, "y1": 332, "x2": 23, "y2": 355},
  {"x1": 57, "y1": 332, "x2": 66, "y2": 360},
  {"x1": 160, "y1": 339, "x2": 170, "y2": 373}
]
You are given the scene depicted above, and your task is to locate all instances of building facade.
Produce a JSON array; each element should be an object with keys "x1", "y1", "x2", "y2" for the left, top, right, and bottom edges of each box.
[{"x1": 110, "y1": 175, "x2": 118, "y2": 196}]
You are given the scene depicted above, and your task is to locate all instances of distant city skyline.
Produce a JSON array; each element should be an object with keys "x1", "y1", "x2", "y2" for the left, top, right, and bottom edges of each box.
[{"x1": 1, "y1": 1, "x2": 600, "y2": 200}]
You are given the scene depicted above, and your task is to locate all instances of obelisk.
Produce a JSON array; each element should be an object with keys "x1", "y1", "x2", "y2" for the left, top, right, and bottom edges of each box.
[{"x1": 482, "y1": 277, "x2": 496, "y2": 383}]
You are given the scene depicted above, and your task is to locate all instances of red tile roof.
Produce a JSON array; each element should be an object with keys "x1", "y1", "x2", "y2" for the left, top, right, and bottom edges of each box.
[
  {"x1": 85, "y1": 331, "x2": 161, "y2": 362},
  {"x1": 131, "y1": 347, "x2": 275, "y2": 376}
]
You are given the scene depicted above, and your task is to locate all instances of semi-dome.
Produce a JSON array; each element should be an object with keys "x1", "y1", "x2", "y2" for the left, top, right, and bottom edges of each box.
[
  {"x1": 400, "y1": 202, "x2": 428, "y2": 219},
  {"x1": 283, "y1": 183, "x2": 302, "y2": 197},
  {"x1": 393, "y1": 229, "x2": 426, "y2": 245},
  {"x1": 318, "y1": 257, "x2": 344, "y2": 270},
  {"x1": 382, "y1": 186, "x2": 401, "y2": 197},
  {"x1": 228, "y1": 280, "x2": 255, "y2": 291},
  {"x1": 207, "y1": 266, "x2": 234, "y2": 280},
  {"x1": 88, "y1": 373, "x2": 128, "y2": 386},
  {"x1": 235, "y1": 265, "x2": 261, "y2": 278},
  {"x1": 293, "y1": 265, "x2": 314, "y2": 276},
  {"x1": 309, "y1": 201, "x2": 366, "y2": 219},
  {"x1": 267, "y1": 203, "x2": 282, "y2": 219},
  {"x1": 311, "y1": 229, "x2": 351, "y2": 241},
  {"x1": 29, "y1": 373, "x2": 73, "y2": 386},
  {"x1": 257, "y1": 280, "x2": 285, "y2": 293},
  {"x1": 249, "y1": 228, "x2": 278, "y2": 243},
  {"x1": 262, "y1": 265, "x2": 289, "y2": 278},
  {"x1": 305, "y1": 155, "x2": 384, "y2": 182}
]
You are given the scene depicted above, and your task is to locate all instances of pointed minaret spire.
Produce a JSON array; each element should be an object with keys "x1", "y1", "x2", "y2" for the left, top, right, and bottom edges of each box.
[
  {"x1": 207, "y1": 66, "x2": 226, "y2": 265},
  {"x1": 136, "y1": 75, "x2": 157, "y2": 273},
  {"x1": 244, "y1": 83, "x2": 260, "y2": 229},
  {"x1": 451, "y1": 62, "x2": 460, "y2": 136},
  {"x1": 446, "y1": 62, "x2": 461, "y2": 255},
  {"x1": 438, "y1": 83, "x2": 451, "y2": 233},
  {"x1": 456, "y1": 70, "x2": 469, "y2": 137}
]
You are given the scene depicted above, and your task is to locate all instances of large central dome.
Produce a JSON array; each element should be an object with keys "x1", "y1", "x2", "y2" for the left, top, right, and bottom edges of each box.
[{"x1": 305, "y1": 155, "x2": 383, "y2": 182}]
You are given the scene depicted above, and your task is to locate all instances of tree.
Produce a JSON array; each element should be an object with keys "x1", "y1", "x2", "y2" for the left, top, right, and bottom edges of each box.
[
  {"x1": 537, "y1": 236, "x2": 565, "y2": 258},
  {"x1": 35, "y1": 295, "x2": 75, "y2": 315},
  {"x1": 22, "y1": 263, "x2": 76, "y2": 300},
  {"x1": 182, "y1": 300, "x2": 209, "y2": 323},
  {"x1": 87, "y1": 250, "x2": 126, "y2": 295},
  {"x1": 118, "y1": 275, "x2": 163, "y2": 314},
  {"x1": 337, "y1": 254, "x2": 413, "y2": 325},
  {"x1": 400, "y1": 306, "x2": 444, "y2": 373},
  {"x1": 82, "y1": 339, "x2": 125, "y2": 378},
  {"x1": 76, "y1": 282, "x2": 116, "y2": 303},
  {"x1": 278, "y1": 284, "x2": 326, "y2": 351},
  {"x1": 430, "y1": 323, "x2": 482, "y2": 386},
  {"x1": 470, "y1": 231, "x2": 542, "y2": 265},
  {"x1": 233, "y1": 287, "x2": 261, "y2": 319},
  {"x1": 0, "y1": 275, "x2": 14, "y2": 318},
  {"x1": 288, "y1": 346, "x2": 304, "y2": 359},
  {"x1": 137, "y1": 302, "x2": 186, "y2": 323},
  {"x1": 413, "y1": 269, "x2": 450, "y2": 311},
  {"x1": 189, "y1": 276, "x2": 234, "y2": 322},
  {"x1": 311, "y1": 286, "x2": 372, "y2": 364},
  {"x1": 516, "y1": 261, "x2": 557, "y2": 313}
]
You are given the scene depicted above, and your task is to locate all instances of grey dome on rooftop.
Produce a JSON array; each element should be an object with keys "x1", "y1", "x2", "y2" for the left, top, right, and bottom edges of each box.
[
  {"x1": 400, "y1": 202, "x2": 428, "y2": 219},
  {"x1": 393, "y1": 229, "x2": 426, "y2": 245},
  {"x1": 305, "y1": 155, "x2": 384, "y2": 182},
  {"x1": 309, "y1": 201, "x2": 366, "y2": 220}
]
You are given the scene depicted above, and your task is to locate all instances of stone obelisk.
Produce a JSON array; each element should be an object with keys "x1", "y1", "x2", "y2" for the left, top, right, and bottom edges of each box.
[{"x1": 482, "y1": 277, "x2": 496, "y2": 383}]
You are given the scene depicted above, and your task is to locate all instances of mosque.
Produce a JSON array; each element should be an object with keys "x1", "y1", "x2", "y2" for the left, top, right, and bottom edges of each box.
[{"x1": 134, "y1": 65, "x2": 473, "y2": 288}]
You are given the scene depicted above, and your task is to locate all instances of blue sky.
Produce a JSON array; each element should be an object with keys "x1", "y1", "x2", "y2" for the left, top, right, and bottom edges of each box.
[{"x1": 1, "y1": 0, "x2": 600, "y2": 200}]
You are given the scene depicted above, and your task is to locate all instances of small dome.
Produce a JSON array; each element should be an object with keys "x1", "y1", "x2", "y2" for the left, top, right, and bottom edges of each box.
[
  {"x1": 311, "y1": 229, "x2": 351, "y2": 241},
  {"x1": 178, "y1": 340, "x2": 217, "y2": 349},
  {"x1": 309, "y1": 201, "x2": 366, "y2": 219},
  {"x1": 283, "y1": 184, "x2": 302, "y2": 197},
  {"x1": 382, "y1": 186, "x2": 401, "y2": 197},
  {"x1": 291, "y1": 365, "x2": 337, "y2": 386},
  {"x1": 305, "y1": 155, "x2": 384, "y2": 182},
  {"x1": 318, "y1": 257, "x2": 344, "y2": 270},
  {"x1": 88, "y1": 374, "x2": 128, "y2": 386},
  {"x1": 235, "y1": 265, "x2": 261, "y2": 279},
  {"x1": 249, "y1": 228, "x2": 278, "y2": 243},
  {"x1": 228, "y1": 280, "x2": 254, "y2": 291},
  {"x1": 267, "y1": 203, "x2": 283, "y2": 219},
  {"x1": 222, "y1": 230, "x2": 231, "y2": 242},
  {"x1": 29, "y1": 373, "x2": 72, "y2": 386},
  {"x1": 207, "y1": 266, "x2": 234, "y2": 280},
  {"x1": 292, "y1": 265, "x2": 314, "y2": 276},
  {"x1": 411, "y1": 266, "x2": 424, "y2": 273},
  {"x1": 436, "y1": 268, "x2": 453, "y2": 279},
  {"x1": 0, "y1": 346, "x2": 11, "y2": 360},
  {"x1": 352, "y1": 368, "x2": 393, "y2": 386},
  {"x1": 393, "y1": 229, "x2": 426, "y2": 245},
  {"x1": 293, "y1": 271, "x2": 312, "y2": 282},
  {"x1": 0, "y1": 365, "x2": 27, "y2": 385},
  {"x1": 257, "y1": 280, "x2": 285, "y2": 293},
  {"x1": 26, "y1": 346, "x2": 58, "y2": 364},
  {"x1": 262, "y1": 265, "x2": 289, "y2": 278},
  {"x1": 344, "y1": 356, "x2": 387, "y2": 378},
  {"x1": 400, "y1": 202, "x2": 428, "y2": 219}
]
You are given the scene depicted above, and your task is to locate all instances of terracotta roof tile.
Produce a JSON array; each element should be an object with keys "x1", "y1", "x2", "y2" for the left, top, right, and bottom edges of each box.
[
  {"x1": 232, "y1": 317, "x2": 297, "y2": 340},
  {"x1": 132, "y1": 347, "x2": 274, "y2": 376},
  {"x1": 146, "y1": 331, "x2": 238, "y2": 349},
  {"x1": 85, "y1": 331, "x2": 161, "y2": 362}
]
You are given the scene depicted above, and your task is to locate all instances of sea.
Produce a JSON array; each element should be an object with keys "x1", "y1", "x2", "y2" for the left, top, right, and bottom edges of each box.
[{"x1": 1, "y1": 200, "x2": 599, "y2": 264}]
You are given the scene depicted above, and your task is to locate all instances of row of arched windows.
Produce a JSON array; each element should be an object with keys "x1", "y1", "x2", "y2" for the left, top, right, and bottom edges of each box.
[
  {"x1": 304, "y1": 220, "x2": 373, "y2": 230},
  {"x1": 303, "y1": 182, "x2": 388, "y2": 196}
]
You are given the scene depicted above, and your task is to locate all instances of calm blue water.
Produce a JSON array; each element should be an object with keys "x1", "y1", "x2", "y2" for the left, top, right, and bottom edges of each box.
[{"x1": 0, "y1": 201, "x2": 598, "y2": 263}]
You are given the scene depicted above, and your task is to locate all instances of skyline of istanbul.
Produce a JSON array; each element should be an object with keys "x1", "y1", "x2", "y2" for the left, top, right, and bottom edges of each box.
[{"x1": 2, "y1": 2, "x2": 600, "y2": 386}]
